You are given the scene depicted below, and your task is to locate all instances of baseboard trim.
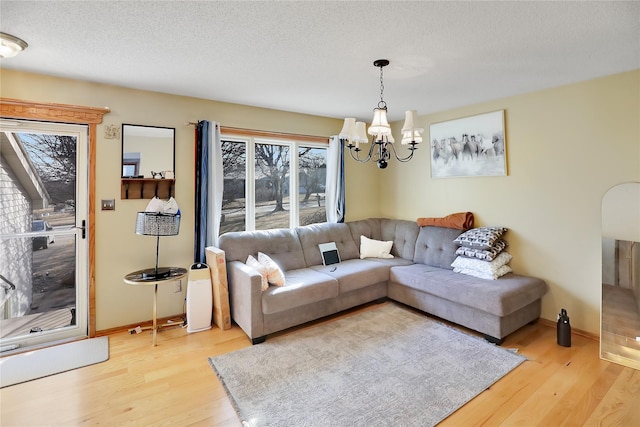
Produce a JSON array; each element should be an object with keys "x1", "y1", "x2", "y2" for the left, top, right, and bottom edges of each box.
[
  {"x1": 96, "y1": 313, "x2": 186, "y2": 336},
  {"x1": 538, "y1": 318, "x2": 600, "y2": 341}
]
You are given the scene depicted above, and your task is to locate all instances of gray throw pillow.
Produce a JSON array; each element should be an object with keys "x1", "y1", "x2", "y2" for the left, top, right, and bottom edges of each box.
[
  {"x1": 453, "y1": 227, "x2": 508, "y2": 250},
  {"x1": 455, "y1": 239, "x2": 508, "y2": 261}
]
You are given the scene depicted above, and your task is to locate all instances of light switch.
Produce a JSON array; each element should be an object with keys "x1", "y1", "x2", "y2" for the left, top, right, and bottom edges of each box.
[{"x1": 101, "y1": 199, "x2": 115, "y2": 210}]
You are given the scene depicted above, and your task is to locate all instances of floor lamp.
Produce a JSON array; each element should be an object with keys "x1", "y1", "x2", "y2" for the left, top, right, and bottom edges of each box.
[{"x1": 135, "y1": 212, "x2": 181, "y2": 279}]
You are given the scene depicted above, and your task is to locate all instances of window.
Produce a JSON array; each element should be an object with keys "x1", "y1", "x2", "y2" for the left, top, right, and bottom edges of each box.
[{"x1": 221, "y1": 135, "x2": 327, "y2": 235}]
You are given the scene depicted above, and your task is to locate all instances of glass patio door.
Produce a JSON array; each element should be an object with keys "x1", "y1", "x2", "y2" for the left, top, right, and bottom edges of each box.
[{"x1": 0, "y1": 120, "x2": 88, "y2": 352}]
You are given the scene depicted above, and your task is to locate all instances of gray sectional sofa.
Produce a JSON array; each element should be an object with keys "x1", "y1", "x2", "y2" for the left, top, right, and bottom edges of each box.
[{"x1": 218, "y1": 218, "x2": 548, "y2": 345}]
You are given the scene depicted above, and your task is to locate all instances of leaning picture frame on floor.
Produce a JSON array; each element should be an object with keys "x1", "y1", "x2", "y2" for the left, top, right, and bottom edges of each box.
[{"x1": 429, "y1": 110, "x2": 507, "y2": 178}]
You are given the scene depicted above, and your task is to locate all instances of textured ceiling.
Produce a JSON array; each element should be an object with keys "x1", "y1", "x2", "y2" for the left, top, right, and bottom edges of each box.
[{"x1": 1, "y1": 1, "x2": 639, "y2": 122}]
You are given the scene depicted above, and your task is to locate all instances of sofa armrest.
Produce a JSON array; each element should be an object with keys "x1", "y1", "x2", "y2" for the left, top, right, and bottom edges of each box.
[{"x1": 227, "y1": 260, "x2": 265, "y2": 339}]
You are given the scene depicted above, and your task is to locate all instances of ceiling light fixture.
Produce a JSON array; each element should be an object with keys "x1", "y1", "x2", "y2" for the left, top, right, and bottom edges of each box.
[
  {"x1": 0, "y1": 32, "x2": 28, "y2": 59},
  {"x1": 339, "y1": 59, "x2": 423, "y2": 169}
]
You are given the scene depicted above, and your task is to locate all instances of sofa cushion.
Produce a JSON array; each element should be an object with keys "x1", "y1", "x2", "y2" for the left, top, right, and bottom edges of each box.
[
  {"x1": 310, "y1": 259, "x2": 390, "y2": 294},
  {"x1": 413, "y1": 226, "x2": 462, "y2": 269},
  {"x1": 364, "y1": 257, "x2": 415, "y2": 267},
  {"x1": 347, "y1": 218, "x2": 383, "y2": 242},
  {"x1": 219, "y1": 228, "x2": 306, "y2": 271},
  {"x1": 297, "y1": 222, "x2": 360, "y2": 266},
  {"x1": 261, "y1": 268, "x2": 339, "y2": 314},
  {"x1": 390, "y1": 264, "x2": 547, "y2": 316},
  {"x1": 380, "y1": 219, "x2": 420, "y2": 260}
]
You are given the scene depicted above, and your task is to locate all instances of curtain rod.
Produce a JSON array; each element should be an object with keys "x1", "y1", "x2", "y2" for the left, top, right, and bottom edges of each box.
[{"x1": 186, "y1": 122, "x2": 329, "y2": 143}]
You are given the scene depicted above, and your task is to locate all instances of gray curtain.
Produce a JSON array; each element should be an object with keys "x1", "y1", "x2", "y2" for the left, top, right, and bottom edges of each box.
[{"x1": 194, "y1": 120, "x2": 223, "y2": 263}]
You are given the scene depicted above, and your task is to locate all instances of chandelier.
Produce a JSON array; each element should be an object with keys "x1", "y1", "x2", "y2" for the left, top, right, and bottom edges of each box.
[{"x1": 339, "y1": 59, "x2": 423, "y2": 169}]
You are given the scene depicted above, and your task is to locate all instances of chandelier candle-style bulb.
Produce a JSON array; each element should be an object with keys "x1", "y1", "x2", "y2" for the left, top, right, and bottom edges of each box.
[
  {"x1": 401, "y1": 110, "x2": 424, "y2": 145},
  {"x1": 339, "y1": 117, "x2": 357, "y2": 146},
  {"x1": 401, "y1": 130, "x2": 423, "y2": 145},
  {"x1": 340, "y1": 118, "x2": 369, "y2": 149},
  {"x1": 354, "y1": 121, "x2": 368, "y2": 149},
  {"x1": 368, "y1": 108, "x2": 391, "y2": 138}
]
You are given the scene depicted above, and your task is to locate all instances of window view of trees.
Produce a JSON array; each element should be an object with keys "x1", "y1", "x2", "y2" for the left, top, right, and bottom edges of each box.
[
  {"x1": 254, "y1": 143, "x2": 290, "y2": 230},
  {"x1": 22, "y1": 134, "x2": 77, "y2": 210},
  {"x1": 220, "y1": 137, "x2": 327, "y2": 235},
  {"x1": 221, "y1": 140, "x2": 247, "y2": 233},
  {"x1": 298, "y1": 147, "x2": 327, "y2": 226}
]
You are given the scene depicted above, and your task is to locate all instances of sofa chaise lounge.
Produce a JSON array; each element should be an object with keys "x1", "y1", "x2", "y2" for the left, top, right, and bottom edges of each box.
[{"x1": 217, "y1": 218, "x2": 548, "y2": 345}]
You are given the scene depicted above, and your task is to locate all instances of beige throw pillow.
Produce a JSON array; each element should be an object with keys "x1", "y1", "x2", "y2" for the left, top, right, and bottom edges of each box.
[
  {"x1": 246, "y1": 255, "x2": 269, "y2": 291},
  {"x1": 360, "y1": 235, "x2": 394, "y2": 259},
  {"x1": 258, "y1": 252, "x2": 286, "y2": 287}
]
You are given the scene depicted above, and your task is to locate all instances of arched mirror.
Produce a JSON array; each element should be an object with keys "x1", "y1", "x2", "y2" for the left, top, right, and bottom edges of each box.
[
  {"x1": 121, "y1": 124, "x2": 175, "y2": 199},
  {"x1": 601, "y1": 182, "x2": 640, "y2": 370}
]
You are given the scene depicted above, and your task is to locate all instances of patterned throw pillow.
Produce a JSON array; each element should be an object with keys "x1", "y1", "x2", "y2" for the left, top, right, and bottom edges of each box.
[
  {"x1": 451, "y1": 251, "x2": 512, "y2": 274},
  {"x1": 258, "y1": 252, "x2": 286, "y2": 287},
  {"x1": 453, "y1": 265, "x2": 512, "y2": 280},
  {"x1": 455, "y1": 239, "x2": 508, "y2": 261},
  {"x1": 246, "y1": 255, "x2": 269, "y2": 291},
  {"x1": 453, "y1": 227, "x2": 508, "y2": 250}
]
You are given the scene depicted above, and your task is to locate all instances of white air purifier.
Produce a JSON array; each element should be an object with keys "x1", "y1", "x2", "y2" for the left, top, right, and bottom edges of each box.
[{"x1": 186, "y1": 263, "x2": 213, "y2": 333}]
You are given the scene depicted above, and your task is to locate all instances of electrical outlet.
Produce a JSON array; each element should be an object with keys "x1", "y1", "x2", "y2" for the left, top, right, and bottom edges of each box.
[{"x1": 174, "y1": 280, "x2": 182, "y2": 293}]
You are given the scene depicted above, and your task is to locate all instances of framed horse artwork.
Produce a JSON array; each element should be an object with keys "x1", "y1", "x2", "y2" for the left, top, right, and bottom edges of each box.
[{"x1": 429, "y1": 110, "x2": 507, "y2": 178}]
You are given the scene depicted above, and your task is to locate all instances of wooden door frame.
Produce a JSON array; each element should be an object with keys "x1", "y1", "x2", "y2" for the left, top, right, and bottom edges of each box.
[{"x1": 1, "y1": 98, "x2": 110, "y2": 337}]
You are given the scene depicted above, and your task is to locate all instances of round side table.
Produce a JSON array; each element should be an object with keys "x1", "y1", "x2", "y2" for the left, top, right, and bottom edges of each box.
[{"x1": 124, "y1": 267, "x2": 187, "y2": 346}]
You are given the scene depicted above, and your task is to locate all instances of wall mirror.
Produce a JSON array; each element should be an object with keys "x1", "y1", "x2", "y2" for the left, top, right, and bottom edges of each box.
[
  {"x1": 601, "y1": 182, "x2": 640, "y2": 371},
  {"x1": 121, "y1": 124, "x2": 175, "y2": 178}
]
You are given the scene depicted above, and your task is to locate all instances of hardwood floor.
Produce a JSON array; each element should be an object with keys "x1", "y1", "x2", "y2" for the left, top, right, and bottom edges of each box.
[
  {"x1": 601, "y1": 284, "x2": 640, "y2": 370},
  {"x1": 2, "y1": 302, "x2": 639, "y2": 426}
]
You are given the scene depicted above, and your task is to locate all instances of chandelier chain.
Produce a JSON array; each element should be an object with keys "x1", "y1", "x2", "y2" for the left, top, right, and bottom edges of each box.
[{"x1": 378, "y1": 64, "x2": 386, "y2": 109}]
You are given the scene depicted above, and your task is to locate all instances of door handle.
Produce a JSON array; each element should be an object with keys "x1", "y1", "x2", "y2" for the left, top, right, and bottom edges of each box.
[{"x1": 76, "y1": 220, "x2": 86, "y2": 239}]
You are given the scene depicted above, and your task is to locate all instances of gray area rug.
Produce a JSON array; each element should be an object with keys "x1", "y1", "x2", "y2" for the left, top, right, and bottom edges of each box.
[{"x1": 209, "y1": 303, "x2": 526, "y2": 427}]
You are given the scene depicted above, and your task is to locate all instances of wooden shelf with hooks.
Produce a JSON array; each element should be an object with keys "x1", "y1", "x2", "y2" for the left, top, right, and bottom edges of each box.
[{"x1": 121, "y1": 178, "x2": 175, "y2": 200}]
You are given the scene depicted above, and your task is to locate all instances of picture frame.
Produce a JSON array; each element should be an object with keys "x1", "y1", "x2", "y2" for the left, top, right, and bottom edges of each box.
[{"x1": 429, "y1": 110, "x2": 507, "y2": 178}]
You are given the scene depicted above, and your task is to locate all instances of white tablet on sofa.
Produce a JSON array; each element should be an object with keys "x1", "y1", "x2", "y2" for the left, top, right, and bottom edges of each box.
[{"x1": 318, "y1": 242, "x2": 341, "y2": 266}]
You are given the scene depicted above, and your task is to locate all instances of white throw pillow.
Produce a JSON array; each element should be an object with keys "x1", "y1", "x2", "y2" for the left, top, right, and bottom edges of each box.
[
  {"x1": 258, "y1": 252, "x2": 286, "y2": 287},
  {"x1": 360, "y1": 235, "x2": 394, "y2": 259},
  {"x1": 246, "y1": 255, "x2": 269, "y2": 291},
  {"x1": 453, "y1": 265, "x2": 512, "y2": 280},
  {"x1": 450, "y1": 251, "x2": 512, "y2": 275}
]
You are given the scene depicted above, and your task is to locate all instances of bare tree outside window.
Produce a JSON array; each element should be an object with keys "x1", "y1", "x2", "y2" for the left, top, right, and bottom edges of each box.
[
  {"x1": 221, "y1": 141, "x2": 247, "y2": 234},
  {"x1": 255, "y1": 143, "x2": 290, "y2": 230},
  {"x1": 299, "y1": 147, "x2": 327, "y2": 226},
  {"x1": 219, "y1": 137, "x2": 328, "y2": 234},
  {"x1": 21, "y1": 134, "x2": 76, "y2": 210}
]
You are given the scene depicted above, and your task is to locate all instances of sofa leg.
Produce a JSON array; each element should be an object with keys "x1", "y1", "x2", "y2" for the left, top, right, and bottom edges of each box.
[
  {"x1": 483, "y1": 334, "x2": 504, "y2": 345},
  {"x1": 251, "y1": 336, "x2": 267, "y2": 345}
]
